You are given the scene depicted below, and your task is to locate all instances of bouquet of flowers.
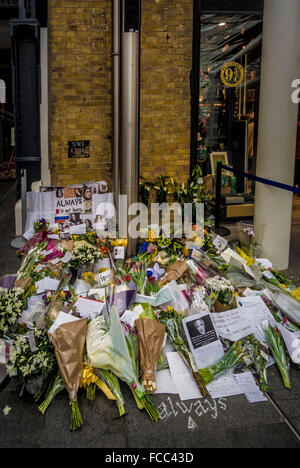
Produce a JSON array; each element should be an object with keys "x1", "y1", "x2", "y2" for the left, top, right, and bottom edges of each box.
[
  {"x1": 159, "y1": 306, "x2": 207, "y2": 396},
  {"x1": 237, "y1": 222, "x2": 261, "y2": 258},
  {"x1": 0, "y1": 287, "x2": 26, "y2": 335},
  {"x1": 263, "y1": 322, "x2": 291, "y2": 389},
  {"x1": 86, "y1": 307, "x2": 160, "y2": 421},
  {"x1": 33, "y1": 218, "x2": 49, "y2": 233},
  {"x1": 205, "y1": 276, "x2": 234, "y2": 307},
  {"x1": 7, "y1": 328, "x2": 56, "y2": 394},
  {"x1": 135, "y1": 318, "x2": 166, "y2": 393},
  {"x1": 244, "y1": 334, "x2": 269, "y2": 393},
  {"x1": 69, "y1": 243, "x2": 102, "y2": 270},
  {"x1": 51, "y1": 319, "x2": 88, "y2": 430},
  {"x1": 189, "y1": 286, "x2": 211, "y2": 315},
  {"x1": 198, "y1": 341, "x2": 249, "y2": 385}
]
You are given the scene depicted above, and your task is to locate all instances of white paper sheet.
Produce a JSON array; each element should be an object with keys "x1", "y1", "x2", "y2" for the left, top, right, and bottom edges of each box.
[
  {"x1": 237, "y1": 296, "x2": 276, "y2": 342},
  {"x1": 74, "y1": 278, "x2": 91, "y2": 295},
  {"x1": 234, "y1": 372, "x2": 268, "y2": 403},
  {"x1": 23, "y1": 227, "x2": 35, "y2": 241},
  {"x1": 221, "y1": 247, "x2": 247, "y2": 266},
  {"x1": 206, "y1": 372, "x2": 244, "y2": 399},
  {"x1": 69, "y1": 224, "x2": 87, "y2": 235},
  {"x1": 212, "y1": 309, "x2": 254, "y2": 342},
  {"x1": 48, "y1": 311, "x2": 80, "y2": 335},
  {"x1": 167, "y1": 352, "x2": 202, "y2": 401},
  {"x1": 62, "y1": 251, "x2": 72, "y2": 263},
  {"x1": 155, "y1": 369, "x2": 178, "y2": 395},
  {"x1": 212, "y1": 235, "x2": 228, "y2": 253},
  {"x1": 35, "y1": 278, "x2": 60, "y2": 294},
  {"x1": 73, "y1": 296, "x2": 105, "y2": 320},
  {"x1": 120, "y1": 310, "x2": 138, "y2": 328},
  {"x1": 256, "y1": 259, "x2": 273, "y2": 270},
  {"x1": 87, "y1": 288, "x2": 106, "y2": 302},
  {"x1": 182, "y1": 312, "x2": 224, "y2": 369},
  {"x1": 95, "y1": 270, "x2": 113, "y2": 287}
]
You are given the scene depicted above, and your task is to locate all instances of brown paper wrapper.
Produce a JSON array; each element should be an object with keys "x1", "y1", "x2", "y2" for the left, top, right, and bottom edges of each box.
[
  {"x1": 14, "y1": 277, "x2": 32, "y2": 290},
  {"x1": 213, "y1": 301, "x2": 231, "y2": 313},
  {"x1": 51, "y1": 319, "x2": 88, "y2": 403},
  {"x1": 45, "y1": 265, "x2": 63, "y2": 278},
  {"x1": 158, "y1": 260, "x2": 188, "y2": 287},
  {"x1": 136, "y1": 318, "x2": 166, "y2": 385},
  {"x1": 57, "y1": 240, "x2": 74, "y2": 253}
]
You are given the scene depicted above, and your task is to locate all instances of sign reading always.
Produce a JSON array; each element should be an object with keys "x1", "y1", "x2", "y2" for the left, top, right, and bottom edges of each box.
[
  {"x1": 68, "y1": 140, "x2": 90, "y2": 159},
  {"x1": 221, "y1": 62, "x2": 244, "y2": 88}
]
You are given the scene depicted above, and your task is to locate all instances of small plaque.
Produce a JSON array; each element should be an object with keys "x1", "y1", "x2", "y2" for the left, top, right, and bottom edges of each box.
[{"x1": 68, "y1": 140, "x2": 90, "y2": 159}]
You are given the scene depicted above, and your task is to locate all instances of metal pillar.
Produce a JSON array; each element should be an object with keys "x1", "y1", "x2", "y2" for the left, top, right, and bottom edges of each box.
[
  {"x1": 112, "y1": 0, "x2": 121, "y2": 219},
  {"x1": 120, "y1": 0, "x2": 141, "y2": 256}
]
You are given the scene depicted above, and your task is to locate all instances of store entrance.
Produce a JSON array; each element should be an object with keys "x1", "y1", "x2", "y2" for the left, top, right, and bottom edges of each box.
[
  {"x1": 0, "y1": 20, "x2": 15, "y2": 180},
  {"x1": 197, "y1": 13, "x2": 263, "y2": 217}
]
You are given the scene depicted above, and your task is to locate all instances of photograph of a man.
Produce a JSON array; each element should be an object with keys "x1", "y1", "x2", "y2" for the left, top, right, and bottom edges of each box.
[
  {"x1": 185, "y1": 314, "x2": 218, "y2": 350},
  {"x1": 193, "y1": 318, "x2": 206, "y2": 336}
]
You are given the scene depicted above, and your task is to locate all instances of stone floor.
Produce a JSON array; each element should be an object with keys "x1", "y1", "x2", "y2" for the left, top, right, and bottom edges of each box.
[{"x1": 0, "y1": 182, "x2": 300, "y2": 448}]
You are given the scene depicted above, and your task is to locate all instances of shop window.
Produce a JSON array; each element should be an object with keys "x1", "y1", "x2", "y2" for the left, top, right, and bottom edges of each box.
[{"x1": 197, "y1": 14, "x2": 263, "y2": 195}]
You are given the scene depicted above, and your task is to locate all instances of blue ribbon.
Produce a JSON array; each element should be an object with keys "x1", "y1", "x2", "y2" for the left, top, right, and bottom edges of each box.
[{"x1": 221, "y1": 165, "x2": 300, "y2": 195}]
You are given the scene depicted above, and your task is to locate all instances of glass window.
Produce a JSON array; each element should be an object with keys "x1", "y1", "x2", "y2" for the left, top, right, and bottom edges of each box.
[{"x1": 198, "y1": 14, "x2": 263, "y2": 194}]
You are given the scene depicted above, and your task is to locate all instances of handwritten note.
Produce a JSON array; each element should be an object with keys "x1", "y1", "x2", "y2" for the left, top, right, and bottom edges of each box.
[
  {"x1": 212, "y1": 309, "x2": 254, "y2": 342},
  {"x1": 73, "y1": 297, "x2": 105, "y2": 320},
  {"x1": 234, "y1": 372, "x2": 267, "y2": 404},
  {"x1": 237, "y1": 296, "x2": 276, "y2": 342}
]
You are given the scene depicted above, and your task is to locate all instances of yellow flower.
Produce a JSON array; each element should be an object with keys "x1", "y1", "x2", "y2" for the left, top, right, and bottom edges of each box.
[
  {"x1": 82, "y1": 272, "x2": 95, "y2": 285},
  {"x1": 111, "y1": 239, "x2": 128, "y2": 247},
  {"x1": 291, "y1": 288, "x2": 300, "y2": 303}
]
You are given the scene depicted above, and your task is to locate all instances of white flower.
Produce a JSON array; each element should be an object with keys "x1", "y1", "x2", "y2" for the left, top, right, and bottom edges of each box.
[{"x1": 3, "y1": 406, "x2": 12, "y2": 416}]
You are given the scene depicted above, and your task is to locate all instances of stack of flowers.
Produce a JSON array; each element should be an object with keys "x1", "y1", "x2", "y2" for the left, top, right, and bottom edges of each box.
[{"x1": 2, "y1": 207, "x2": 300, "y2": 433}]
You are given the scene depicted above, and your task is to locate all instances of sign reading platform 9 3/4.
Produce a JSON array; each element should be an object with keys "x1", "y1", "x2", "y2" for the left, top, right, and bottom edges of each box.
[
  {"x1": 68, "y1": 140, "x2": 90, "y2": 159},
  {"x1": 221, "y1": 62, "x2": 244, "y2": 88}
]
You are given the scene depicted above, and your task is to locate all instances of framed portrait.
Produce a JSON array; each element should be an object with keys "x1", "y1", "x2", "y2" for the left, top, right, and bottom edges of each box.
[{"x1": 210, "y1": 152, "x2": 228, "y2": 176}]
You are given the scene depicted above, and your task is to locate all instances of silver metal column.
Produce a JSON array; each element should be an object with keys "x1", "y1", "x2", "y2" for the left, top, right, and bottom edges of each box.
[
  {"x1": 120, "y1": 0, "x2": 140, "y2": 256},
  {"x1": 112, "y1": 0, "x2": 121, "y2": 218}
]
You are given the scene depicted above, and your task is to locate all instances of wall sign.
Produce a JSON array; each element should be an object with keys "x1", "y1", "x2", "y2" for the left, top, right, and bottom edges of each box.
[
  {"x1": 68, "y1": 140, "x2": 90, "y2": 159},
  {"x1": 221, "y1": 62, "x2": 244, "y2": 88}
]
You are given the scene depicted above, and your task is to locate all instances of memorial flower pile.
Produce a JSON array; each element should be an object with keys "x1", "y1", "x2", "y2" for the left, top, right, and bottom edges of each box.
[{"x1": 1, "y1": 208, "x2": 300, "y2": 432}]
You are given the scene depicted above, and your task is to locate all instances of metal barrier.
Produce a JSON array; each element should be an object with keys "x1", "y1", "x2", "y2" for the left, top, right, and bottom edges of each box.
[{"x1": 215, "y1": 162, "x2": 300, "y2": 233}]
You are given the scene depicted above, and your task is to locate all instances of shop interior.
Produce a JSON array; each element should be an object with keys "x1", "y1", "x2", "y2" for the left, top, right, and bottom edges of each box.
[{"x1": 197, "y1": 14, "x2": 263, "y2": 221}]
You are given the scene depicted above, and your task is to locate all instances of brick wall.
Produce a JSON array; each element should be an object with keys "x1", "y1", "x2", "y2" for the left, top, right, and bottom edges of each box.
[
  {"x1": 140, "y1": 0, "x2": 193, "y2": 185},
  {"x1": 48, "y1": 0, "x2": 112, "y2": 187},
  {"x1": 48, "y1": 0, "x2": 193, "y2": 188}
]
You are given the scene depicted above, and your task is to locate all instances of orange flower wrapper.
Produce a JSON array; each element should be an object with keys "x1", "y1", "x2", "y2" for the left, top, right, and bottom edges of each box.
[{"x1": 135, "y1": 318, "x2": 166, "y2": 393}]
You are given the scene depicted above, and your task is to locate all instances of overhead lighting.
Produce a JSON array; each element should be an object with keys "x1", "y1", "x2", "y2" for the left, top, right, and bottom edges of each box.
[{"x1": 218, "y1": 22, "x2": 226, "y2": 27}]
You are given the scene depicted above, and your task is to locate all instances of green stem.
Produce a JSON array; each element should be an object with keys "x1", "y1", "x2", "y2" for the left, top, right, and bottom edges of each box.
[
  {"x1": 70, "y1": 400, "x2": 83, "y2": 431},
  {"x1": 38, "y1": 372, "x2": 64, "y2": 415},
  {"x1": 86, "y1": 384, "x2": 96, "y2": 403}
]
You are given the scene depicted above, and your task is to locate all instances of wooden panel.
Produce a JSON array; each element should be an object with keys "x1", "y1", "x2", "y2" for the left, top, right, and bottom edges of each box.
[{"x1": 227, "y1": 203, "x2": 255, "y2": 218}]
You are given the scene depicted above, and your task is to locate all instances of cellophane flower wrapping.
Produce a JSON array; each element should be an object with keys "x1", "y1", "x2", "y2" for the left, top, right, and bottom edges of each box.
[{"x1": 86, "y1": 307, "x2": 145, "y2": 398}]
